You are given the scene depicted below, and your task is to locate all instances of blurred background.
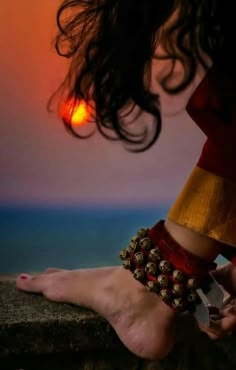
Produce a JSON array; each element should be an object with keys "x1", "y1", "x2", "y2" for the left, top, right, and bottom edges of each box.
[{"x1": 0, "y1": 1, "x2": 209, "y2": 274}]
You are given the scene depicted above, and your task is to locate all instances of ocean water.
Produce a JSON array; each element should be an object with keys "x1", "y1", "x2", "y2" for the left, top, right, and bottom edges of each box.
[
  {"x1": 0, "y1": 205, "x2": 226, "y2": 274},
  {"x1": 0, "y1": 205, "x2": 169, "y2": 274}
]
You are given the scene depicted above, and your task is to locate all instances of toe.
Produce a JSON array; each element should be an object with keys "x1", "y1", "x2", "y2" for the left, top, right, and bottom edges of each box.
[
  {"x1": 16, "y1": 273, "x2": 49, "y2": 294},
  {"x1": 16, "y1": 271, "x2": 73, "y2": 302},
  {"x1": 45, "y1": 267, "x2": 65, "y2": 274}
]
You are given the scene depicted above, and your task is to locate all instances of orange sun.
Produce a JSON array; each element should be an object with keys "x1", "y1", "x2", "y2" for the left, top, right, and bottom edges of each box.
[{"x1": 60, "y1": 98, "x2": 91, "y2": 127}]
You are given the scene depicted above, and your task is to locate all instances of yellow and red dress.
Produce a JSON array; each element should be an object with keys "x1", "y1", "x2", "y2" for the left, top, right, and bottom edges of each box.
[{"x1": 168, "y1": 66, "x2": 236, "y2": 248}]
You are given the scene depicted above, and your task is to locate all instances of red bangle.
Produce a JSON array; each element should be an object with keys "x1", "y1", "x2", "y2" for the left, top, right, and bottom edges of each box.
[{"x1": 148, "y1": 221, "x2": 217, "y2": 281}]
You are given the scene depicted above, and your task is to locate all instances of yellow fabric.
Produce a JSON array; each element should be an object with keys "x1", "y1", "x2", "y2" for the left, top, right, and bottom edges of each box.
[{"x1": 168, "y1": 166, "x2": 236, "y2": 247}]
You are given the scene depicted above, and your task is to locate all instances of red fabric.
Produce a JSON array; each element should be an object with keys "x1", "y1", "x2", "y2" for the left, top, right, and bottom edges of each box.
[
  {"x1": 186, "y1": 66, "x2": 236, "y2": 262},
  {"x1": 148, "y1": 221, "x2": 216, "y2": 281},
  {"x1": 186, "y1": 66, "x2": 236, "y2": 182}
]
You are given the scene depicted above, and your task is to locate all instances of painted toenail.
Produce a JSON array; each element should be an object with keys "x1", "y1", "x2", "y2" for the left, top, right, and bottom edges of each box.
[{"x1": 20, "y1": 274, "x2": 31, "y2": 280}]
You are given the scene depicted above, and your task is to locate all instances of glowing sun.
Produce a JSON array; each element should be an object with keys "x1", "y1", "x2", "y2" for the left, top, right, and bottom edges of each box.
[{"x1": 61, "y1": 99, "x2": 91, "y2": 126}]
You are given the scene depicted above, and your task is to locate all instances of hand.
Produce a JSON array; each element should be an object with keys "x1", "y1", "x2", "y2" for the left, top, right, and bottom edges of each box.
[
  {"x1": 199, "y1": 263, "x2": 236, "y2": 339},
  {"x1": 212, "y1": 263, "x2": 236, "y2": 296}
]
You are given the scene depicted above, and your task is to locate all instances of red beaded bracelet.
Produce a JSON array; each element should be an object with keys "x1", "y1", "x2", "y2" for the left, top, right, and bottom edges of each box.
[{"x1": 120, "y1": 220, "x2": 217, "y2": 312}]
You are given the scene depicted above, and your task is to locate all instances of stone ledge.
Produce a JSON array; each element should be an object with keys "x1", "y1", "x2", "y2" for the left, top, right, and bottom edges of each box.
[
  {"x1": 1, "y1": 279, "x2": 236, "y2": 370},
  {"x1": 0, "y1": 281, "x2": 124, "y2": 356}
]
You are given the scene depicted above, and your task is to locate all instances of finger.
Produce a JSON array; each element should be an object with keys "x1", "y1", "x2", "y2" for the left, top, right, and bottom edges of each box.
[
  {"x1": 199, "y1": 323, "x2": 221, "y2": 340},
  {"x1": 208, "y1": 305, "x2": 221, "y2": 316},
  {"x1": 206, "y1": 315, "x2": 236, "y2": 339},
  {"x1": 211, "y1": 264, "x2": 236, "y2": 295},
  {"x1": 200, "y1": 306, "x2": 236, "y2": 340},
  {"x1": 223, "y1": 294, "x2": 234, "y2": 307},
  {"x1": 210, "y1": 314, "x2": 223, "y2": 320},
  {"x1": 199, "y1": 315, "x2": 230, "y2": 338},
  {"x1": 220, "y1": 314, "x2": 236, "y2": 333},
  {"x1": 221, "y1": 301, "x2": 236, "y2": 316}
]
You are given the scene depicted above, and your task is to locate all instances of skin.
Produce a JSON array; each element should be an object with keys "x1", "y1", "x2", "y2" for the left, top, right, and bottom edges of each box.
[{"x1": 16, "y1": 220, "x2": 233, "y2": 360}]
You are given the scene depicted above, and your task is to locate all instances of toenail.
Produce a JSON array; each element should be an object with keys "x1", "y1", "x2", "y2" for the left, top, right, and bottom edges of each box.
[{"x1": 20, "y1": 274, "x2": 31, "y2": 280}]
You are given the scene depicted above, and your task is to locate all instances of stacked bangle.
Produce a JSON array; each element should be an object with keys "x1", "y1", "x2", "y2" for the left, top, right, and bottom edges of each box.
[{"x1": 120, "y1": 220, "x2": 217, "y2": 312}]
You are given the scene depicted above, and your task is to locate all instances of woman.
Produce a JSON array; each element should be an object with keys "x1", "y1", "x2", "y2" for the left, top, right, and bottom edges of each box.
[{"x1": 16, "y1": 0, "x2": 236, "y2": 360}]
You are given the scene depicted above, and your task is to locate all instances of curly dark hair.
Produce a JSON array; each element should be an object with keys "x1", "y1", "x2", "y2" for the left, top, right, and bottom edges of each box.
[{"x1": 48, "y1": 0, "x2": 236, "y2": 151}]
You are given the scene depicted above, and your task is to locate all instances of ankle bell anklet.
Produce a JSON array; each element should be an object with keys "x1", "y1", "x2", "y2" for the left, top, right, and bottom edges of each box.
[{"x1": 120, "y1": 220, "x2": 217, "y2": 313}]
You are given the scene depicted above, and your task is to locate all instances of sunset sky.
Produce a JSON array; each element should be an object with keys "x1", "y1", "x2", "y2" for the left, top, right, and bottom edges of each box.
[{"x1": 0, "y1": 1, "x2": 206, "y2": 207}]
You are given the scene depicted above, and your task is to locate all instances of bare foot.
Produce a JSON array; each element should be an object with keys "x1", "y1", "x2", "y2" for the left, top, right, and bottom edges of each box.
[{"x1": 16, "y1": 266, "x2": 176, "y2": 359}]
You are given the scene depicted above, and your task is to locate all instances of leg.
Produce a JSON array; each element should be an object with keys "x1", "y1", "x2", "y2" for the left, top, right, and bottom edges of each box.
[{"x1": 16, "y1": 221, "x2": 223, "y2": 359}]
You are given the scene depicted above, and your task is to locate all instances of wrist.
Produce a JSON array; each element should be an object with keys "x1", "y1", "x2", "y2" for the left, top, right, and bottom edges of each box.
[{"x1": 164, "y1": 220, "x2": 222, "y2": 262}]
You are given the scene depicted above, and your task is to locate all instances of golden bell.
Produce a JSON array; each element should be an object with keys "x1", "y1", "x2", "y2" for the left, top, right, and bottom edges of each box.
[
  {"x1": 123, "y1": 259, "x2": 131, "y2": 270},
  {"x1": 119, "y1": 249, "x2": 129, "y2": 260},
  {"x1": 137, "y1": 228, "x2": 148, "y2": 238},
  {"x1": 149, "y1": 248, "x2": 161, "y2": 262},
  {"x1": 159, "y1": 260, "x2": 172, "y2": 273},
  {"x1": 133, "y1": 268, "x2": 145, "y2": 282},
  {"x1": 157, "y1": 274, "x2": 169, "y2": 288},
  {"x1": 146, "y1": 281, "x2": 159, "y2": 293},
  {"x1": 131, "y1": 235, "x2": 139, "y2": 243},
  {"x1": 134, "y1": 252, "x2": 144, "y2": 265},
  {"x1": 145, "y1": 262, "x2": 158, "y2": 276},
  {"x1": 172, "y1": 269, "x2": 185, "y2": 282},
  {"x1": 127, "y1": 242, "x2": 138, "y2": 253},
  {"x1": 140, "y1": 238, "x2": 152, "y2": 250},
  {"x1": 187, "y1": 291, "x2": 198, "y2": 303},
  {"x1": 172, "y1": 283, "x2": 185, "y2": 297},
  {"x1": 187, "y1": 278, "x2": 198, "y2": 290},
  {"x1": 159, "y1": 289, "x2": 172, "y2": 302},
  {"x1": 172, "y1": 298, "x2": 185, "y2": 311}
]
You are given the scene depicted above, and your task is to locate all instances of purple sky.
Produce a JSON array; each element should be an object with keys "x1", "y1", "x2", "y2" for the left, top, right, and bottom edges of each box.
[{"x1": 0, "y1": 1, "x2": 206, "y2": 207}]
